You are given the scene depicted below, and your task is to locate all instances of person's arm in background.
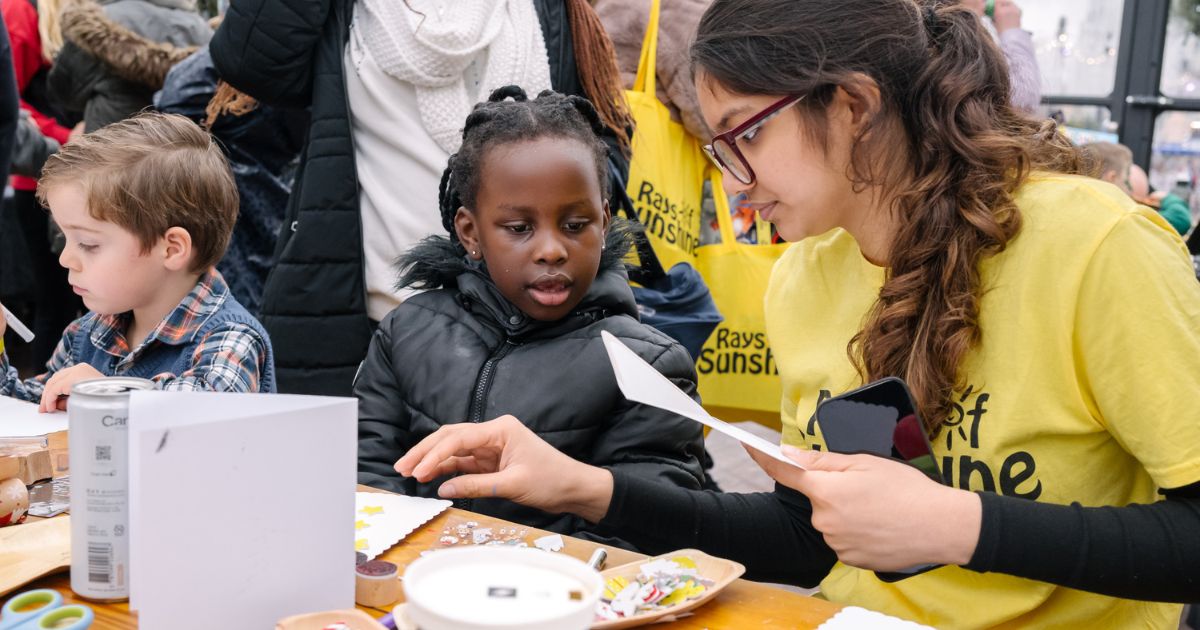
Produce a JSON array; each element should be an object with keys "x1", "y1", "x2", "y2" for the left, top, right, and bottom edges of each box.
[
  {"x1": 1156, "y1": 192, "x2": 1193, "y2": 236},
  {"x1": 0, "y1": 11, "x2": 20, "y2": 182},
  {"x1": 209, "y1": 0, "x2": 330, "y2": 108},
  {"x1": 9, "y1": 109, "x2": 58, "y2": 177},
  {"x1": 992, "y1": 0, "x2": 1042, "y2": 114}
]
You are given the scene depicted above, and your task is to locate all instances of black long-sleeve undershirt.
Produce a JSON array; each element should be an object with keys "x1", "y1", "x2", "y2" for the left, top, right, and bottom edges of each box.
[{"x1": 598, "y1": 470, "x2": 1200, "y2": 602}]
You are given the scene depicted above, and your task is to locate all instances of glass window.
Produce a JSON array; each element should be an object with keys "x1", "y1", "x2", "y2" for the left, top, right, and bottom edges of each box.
[
  {"x1": 1040, "y1": 105, "x2": 1117, "y2": 141},
  {"x1": 1024, "y1": 1, "x2": 1125, "y2": 97},
  {"x1": 1150, "y1": 112, "x2": 1200, "y2": 222},
  {"x1": 1161, "y1": 2, "x2": 1200, "y2": 98}
]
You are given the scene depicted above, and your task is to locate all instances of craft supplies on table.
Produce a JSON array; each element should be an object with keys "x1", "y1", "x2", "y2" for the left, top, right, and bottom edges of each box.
[
  {"x1": 423, "y1": 518, "x2": 536, "y2": 553},
  {"x1": 354, "y1": 561, "x2": 402, "y2": 608},
  {"x1": 592, "y1": 549, "x2": 744, "y2": 629},
  {"x1": 25, "y1": 478, "x2": 69, "y2": 519},
  {"x1": 355, "y1": 493, "x2": 451, "y2": 561},
  {"x1": 403, "y1": 546, "x2": 603, "y2": 630},
  {"x1": 0, "y1": 588, "x2": 93, "y2": 630}
]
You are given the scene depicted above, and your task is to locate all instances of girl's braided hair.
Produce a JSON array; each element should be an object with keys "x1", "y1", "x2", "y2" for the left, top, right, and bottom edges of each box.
[
  {"x1": 398, "y1": 86, "x2": 633, "y2": 291},
  {"x1": 437, "y1": 86, "x2": 613, "y2": 251}
]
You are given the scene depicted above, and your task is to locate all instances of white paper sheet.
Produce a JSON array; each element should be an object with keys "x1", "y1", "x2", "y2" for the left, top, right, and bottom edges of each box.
[
  {"x1": 127, "y1": 392, "x2": 357, "y2": 630},
  {"x1": 600, "y1": 331, "x2": 803, "y2": 469},
  {"x1": 355, "y1": 492, "x2": 450, "y2": 560},
  {"x1": 816, "y1": 606, "x2": 935, "y2": 629},
  {"x1": 0, "y1": 397, "x2": 66, "y2": 437}
]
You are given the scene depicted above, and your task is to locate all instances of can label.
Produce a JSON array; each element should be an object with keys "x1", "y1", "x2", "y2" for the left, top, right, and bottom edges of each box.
[{"x1": 68, "y1": 377, "x2": 153, "y2": 601}]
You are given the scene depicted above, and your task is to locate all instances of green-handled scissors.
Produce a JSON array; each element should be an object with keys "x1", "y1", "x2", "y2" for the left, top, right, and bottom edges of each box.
[{"x1": 0, "y1": 589, "x2": 94, "y2": 630}]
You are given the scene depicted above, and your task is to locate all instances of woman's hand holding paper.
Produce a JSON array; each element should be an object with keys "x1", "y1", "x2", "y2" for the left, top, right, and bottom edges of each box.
[{"x1": 748, "y1": 445, "x2": 983, "y2": 572}]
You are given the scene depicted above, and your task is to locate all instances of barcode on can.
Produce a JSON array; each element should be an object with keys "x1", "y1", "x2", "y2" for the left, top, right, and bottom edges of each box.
[
  {"x1": 95, "y1": 445, "x2": 111, "y2": 461},
  {"x1": 88, "y1": 542, "x2": 113, "y2": 584}
]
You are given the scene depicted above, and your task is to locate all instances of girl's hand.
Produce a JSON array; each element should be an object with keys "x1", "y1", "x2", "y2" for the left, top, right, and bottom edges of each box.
[
  {"x1": 38, "y1": 364, "x2": 104, "y2": 412},
  {"x1": 748, "y1": 445, "x2": 983, "y2": 572},
  {"x1": 396, "y1": 415, "x2": 615, "y2": 522}
]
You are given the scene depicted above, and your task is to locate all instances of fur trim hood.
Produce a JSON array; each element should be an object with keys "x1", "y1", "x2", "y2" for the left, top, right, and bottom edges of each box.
[{"x1": 62, "y1": 0, "x2": 201, "y2": 89}]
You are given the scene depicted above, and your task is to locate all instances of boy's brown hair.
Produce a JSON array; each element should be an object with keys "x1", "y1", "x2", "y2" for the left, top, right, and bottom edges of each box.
[
  {"x1": 1081, "y1": 141, "x2": 1133, "y2": 182},
  {"x1": 37, "y1": 112, "x2": 239, "y2": 272}
]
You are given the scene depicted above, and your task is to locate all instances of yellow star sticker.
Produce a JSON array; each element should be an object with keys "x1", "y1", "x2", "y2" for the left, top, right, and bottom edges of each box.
[
  {"x1": 355, "y1": 538, "x2": 368, "y2": 551},
  {"x1": 359, "y1": 505, "x2": 384, "y2": 516},
  {"x1": 355, "y1": 520, "x2": 370, "y2": 531}
]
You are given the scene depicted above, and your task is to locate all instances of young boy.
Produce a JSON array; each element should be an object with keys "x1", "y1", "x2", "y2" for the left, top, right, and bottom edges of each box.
[{"x1": 0, "y1": 112, "x2": 275, "y2": 412}]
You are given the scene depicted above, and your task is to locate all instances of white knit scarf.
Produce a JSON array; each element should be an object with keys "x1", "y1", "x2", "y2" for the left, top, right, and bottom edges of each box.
[{"x1": 354, "y1": 0, "x2": 552, "y2": 153}]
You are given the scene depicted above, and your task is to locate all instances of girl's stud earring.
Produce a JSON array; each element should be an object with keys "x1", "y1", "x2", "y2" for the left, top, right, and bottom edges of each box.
[{"x1": 471, "y1": 250, "x2": 478, "y2": 256}]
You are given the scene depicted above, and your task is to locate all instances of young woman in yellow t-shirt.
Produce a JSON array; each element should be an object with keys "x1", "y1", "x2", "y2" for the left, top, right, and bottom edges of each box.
[{"x1": 391, "y1": 0, "x2": 1200, "y2": 627}]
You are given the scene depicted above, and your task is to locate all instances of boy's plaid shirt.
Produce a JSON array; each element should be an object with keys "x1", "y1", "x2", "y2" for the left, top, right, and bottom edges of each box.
[{"x1": 1, "y1": 269, "x2": 268, "y2": 401}]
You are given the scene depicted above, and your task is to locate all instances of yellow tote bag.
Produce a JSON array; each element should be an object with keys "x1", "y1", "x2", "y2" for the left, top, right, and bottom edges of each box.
[
  {"x1": 694, "y1": 200, "x2": 790, "y2": 413},
  {"x1": 623, "y1": 0, "x2": 710, "y2": 274},
  {"x1": 622, "y1": 0, "x2": 785, "y2": 414}
]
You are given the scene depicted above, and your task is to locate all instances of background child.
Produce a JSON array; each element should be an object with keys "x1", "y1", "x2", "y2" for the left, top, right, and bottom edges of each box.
[
  {"x1": 0, "y1": 112, "x2": 276, "y2": 412},
  {"x1": 355, "y1": 86, "x2": 706, "y2": 547}
]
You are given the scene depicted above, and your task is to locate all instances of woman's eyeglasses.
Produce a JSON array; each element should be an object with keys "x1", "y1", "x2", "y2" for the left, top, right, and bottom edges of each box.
[{"x1": 703, "y1": 95, "x2": 805, "y2": 186}]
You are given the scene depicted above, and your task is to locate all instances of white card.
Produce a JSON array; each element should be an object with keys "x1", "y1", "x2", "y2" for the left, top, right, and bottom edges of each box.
[
  {"x1": 0, "y1": 397, "x2": 67, "y2": 437},
  {"x1": 355, "y1": 492, "x2": 450, "y2": 560},
  {"x1": 817, "y1": 606, "x2": 935, "y2": 629},
  {"x1": 600, "y1": 331, "x2": 803, "y2": 469},
  {"x1": 128, "y1": 392, "x2": 357, "y2": 629}
]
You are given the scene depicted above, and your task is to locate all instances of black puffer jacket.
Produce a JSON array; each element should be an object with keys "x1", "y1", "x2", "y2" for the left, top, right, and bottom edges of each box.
[
  {"x1": 210, "y1": 0, "x2": 618, "y2": 396},
  {"x1": 355, "y1": 236, "x2": 705, "y2": 547}
]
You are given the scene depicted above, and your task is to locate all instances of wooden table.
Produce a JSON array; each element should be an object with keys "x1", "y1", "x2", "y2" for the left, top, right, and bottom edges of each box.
[{"x1": 16, "y1": 495, "x2": 841, "y2": 628}]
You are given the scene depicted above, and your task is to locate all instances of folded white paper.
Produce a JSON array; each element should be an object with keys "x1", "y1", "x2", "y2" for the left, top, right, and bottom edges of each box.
[
  {"x1": 128, "y1": 392, "x2": 357, "y2": 630},
  {"x1": 600, "y1": 331, "x2": 802, "y2": 469},
  {"x1": 0, "y1": 397, "x2": 67, "y2": 437}
]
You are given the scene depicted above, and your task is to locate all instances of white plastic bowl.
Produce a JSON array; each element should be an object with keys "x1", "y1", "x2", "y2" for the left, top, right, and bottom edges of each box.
[{"x1": 403, "y1": 546, "x2": 603, "y2": 630}]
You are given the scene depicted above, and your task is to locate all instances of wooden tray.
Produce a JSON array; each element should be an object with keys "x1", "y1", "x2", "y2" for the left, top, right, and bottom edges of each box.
[
  {"x1": 0, "y1": 516, "x2": 71, "y2": 597},
  {"x1": 591, "y1": 548, "x2": 745, "y2": 629}
]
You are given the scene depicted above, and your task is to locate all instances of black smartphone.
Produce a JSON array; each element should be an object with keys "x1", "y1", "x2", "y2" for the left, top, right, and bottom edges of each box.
[{"x1": 814, "y1": 377, "x2": 943, "y2": 582}]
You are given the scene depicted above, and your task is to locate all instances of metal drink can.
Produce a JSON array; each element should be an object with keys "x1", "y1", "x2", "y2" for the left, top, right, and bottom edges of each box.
[{"x1": 67, "y1": 376, "x2": 154, "y2": 602}]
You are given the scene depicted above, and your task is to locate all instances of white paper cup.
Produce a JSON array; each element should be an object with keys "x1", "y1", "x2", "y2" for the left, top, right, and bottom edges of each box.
[{"x1": 403, "y1": 546, "x2": 603, "y2": 630}]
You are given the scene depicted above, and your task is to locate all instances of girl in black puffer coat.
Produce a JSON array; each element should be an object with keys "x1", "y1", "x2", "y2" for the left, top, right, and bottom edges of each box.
[{"x1": 355, "y1": 88, "x2": 706, "y2": 549}]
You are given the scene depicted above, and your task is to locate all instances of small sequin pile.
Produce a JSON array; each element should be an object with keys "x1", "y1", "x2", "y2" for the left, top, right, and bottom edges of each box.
[
  {"x1": 595, "y1": 556, "x2": 713, "y2": 621},
  {"x1": 426, "y1": 520, "x2": 535, "y2": 555}
]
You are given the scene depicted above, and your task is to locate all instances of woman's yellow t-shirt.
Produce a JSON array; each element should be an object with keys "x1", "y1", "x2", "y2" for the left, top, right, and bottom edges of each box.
[{"x1": 764, "y1": 174, "x2": 1200, "y2": 629}]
